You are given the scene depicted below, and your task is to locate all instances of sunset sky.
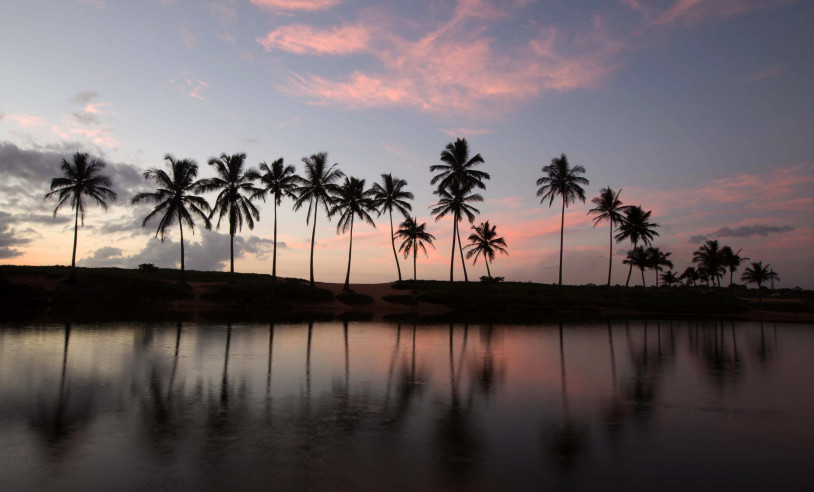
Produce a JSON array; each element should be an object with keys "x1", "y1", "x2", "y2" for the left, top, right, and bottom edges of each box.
[{"x1": 2, "y1": 0, "x2": 813, "y2": 288}]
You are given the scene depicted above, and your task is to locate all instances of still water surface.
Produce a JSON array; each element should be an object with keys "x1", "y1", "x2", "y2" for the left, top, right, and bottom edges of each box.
[{"x1": 1, "y1": 321, "x2": 812, "y2": 491}]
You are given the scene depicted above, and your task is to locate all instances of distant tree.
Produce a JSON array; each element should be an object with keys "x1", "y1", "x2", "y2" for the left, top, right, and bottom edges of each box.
[
  {"x1": 615, "y1": 206, "x2": 660, "y2": 287},
  {"x1": 741, "y1": 261, "x2": 780, "y2": 301},
  {"x1": 44, "y1": 152, "x2": 117, "y2": 282},
  {"x1": 680, "y1": 266, "x2": 699, "y2": 287},
  {"x1": 430, "y1": 181, "x2": 482, "y2": 284},
  {"x1": 329, "y1": 177, "x2": 377, "y2": 291},
  {"x1": 648, "y1": 247, "x2": 673, "y2": 288},
  {"x1": 537, "y1": 153, "x2": 589, "y2": 286},
  {"x1": 131, "y1": 155, "x2": 211, "y2": 283},
  {"x1": 371, "y1": 174, "x2": 413, "y2": 282},
  {"x1": 721, "y1": 246, "x2": 749, "y2": 287},
  {"x1": 623, "y1": 246, "x2": 649, "y2": 287},
  {"x1": 465, "y1": 221, "x2": 508, "y2": 279},
  {"x1": 660, "y1": 270, "x2": 679, "y2": 288},
  {"x1": 394, "y1": 217, "x2": 436, "y2": 289},
  {"x1": 587, "y1": 187, "x2": 630, "y2": 286},
  {"x1": 253, "y1": 158, "x2": 300, "y2": 281},
  {"x1": 293, "y1": 153, "x2": 344, "y2": 287},
  {"x1": 693, "y1": 239, "x2": 726, "y2": 288},
  {"x1": 199, "y1": 152, "x2": 262, "y2": 283}
]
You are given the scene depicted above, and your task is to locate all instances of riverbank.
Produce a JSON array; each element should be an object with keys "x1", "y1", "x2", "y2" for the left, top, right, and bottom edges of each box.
[{"x1": 1, "y1": 265, "x2": 812, "y2": 323}]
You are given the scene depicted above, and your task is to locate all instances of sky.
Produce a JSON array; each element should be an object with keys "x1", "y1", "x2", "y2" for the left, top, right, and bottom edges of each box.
[{"x1": 1, "y1": 0, "x2": 813, "y2": 288}]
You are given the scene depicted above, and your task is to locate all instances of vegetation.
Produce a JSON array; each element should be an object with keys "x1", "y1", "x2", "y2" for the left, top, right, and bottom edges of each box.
[
  {"x1": 615, "y1": 206, "x2": 660, "y2": 287},
  {"x1": 741, "y1": 261, "x2": 780, "y2": 301},
  {"x1": 329, "y1": 177, "x2": 377, "y2": 291},
  {"x1": 588, "y1": 188, "x2": 630, "y2": 287},
  {"x1": 253, "y1": 158, "x2": 300, "y2": 281},
  {"x1": 394, "y1": 216, "x2": 436, "y2": 290},
  {"x1": 371, "y1": 173, "x2": 413, "y2": 282},
  {"x1": 465, "y1": 221, "x2": 508, "y2": 279}
]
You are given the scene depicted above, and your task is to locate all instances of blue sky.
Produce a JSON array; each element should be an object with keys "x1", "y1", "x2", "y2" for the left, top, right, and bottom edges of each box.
[{"x1": 1, "y1": 0, "x2": 813, "y2": 287}]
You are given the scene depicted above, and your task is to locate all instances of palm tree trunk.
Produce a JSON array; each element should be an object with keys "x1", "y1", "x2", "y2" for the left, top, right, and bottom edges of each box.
[
  {"x1": 641, "y1": 268, "x2": 646, "y2": 288},
  {"x1": 558, "y1": 198, "x2": 565, "y2": 286},
  {"x1": 229, "y1": 232, "x2": 235, "y2": 283},
  {"x1": 457, "y1": 223, "x2": 468, "y2": 282},
  {"x1": 344, "y1": 216, "x2": 354, "y2": 290},
  {"x1": 70, "y1": 205, "x2": 79, "y2": 281},
  {"x1": 626, "y1": 263, "x2": 633, "y2": 287},
  {"x1": 655, "y1": 269, "x2": 659, "y2": 288},
  {"x1": 309, "y1": 197, "x2": 318, "y2": 287},
  {"x1": 178, "y1": 210, "x2": 186, "y2": 284},
  {"x1": 607, "y1": 222, "x2": 613, "y2": 287},
  {"x1": 272, "y1": 201, "x2": 278, "y2": 281},
  {"x1": 413, "y1": 248, "x2": 417, "y2": 285},
  {"x1": 485, "y1": 258, "x2": 491, "y2": 278},
  {"x1": 389, "y1": 210, "x2": 402, "y2": 282},
  {"x1": 449, "y1": 216, "x2": 456, "y2": 283}
]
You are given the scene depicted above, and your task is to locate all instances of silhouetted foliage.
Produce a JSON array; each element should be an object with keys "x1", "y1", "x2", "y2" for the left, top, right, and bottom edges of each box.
[{"x1": 371, "y1": 174, "x2": 413, "y2": 282}]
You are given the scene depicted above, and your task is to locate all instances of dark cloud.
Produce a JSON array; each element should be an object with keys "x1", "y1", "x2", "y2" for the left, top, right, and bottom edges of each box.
[
  {"x1": 71, "y1": 91, "x2": 99, "y2": 104},
  {"x1": 715, "y1": 224, "x2": 794, "y2": 238},
  {"x1": 689, "y1": 234, "x2": 707, "y2": 244},
  {"x1": 0, "y1": 211, "x2": 33, "y2": 258},
  {"x1": 72, "y1": 111, "x2": 101, "y2": 125}
]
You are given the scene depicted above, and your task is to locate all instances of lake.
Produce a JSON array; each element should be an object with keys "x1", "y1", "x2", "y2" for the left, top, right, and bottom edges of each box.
[{"x1": 1, "y1": 320, "x2": 812, "y2": 491}]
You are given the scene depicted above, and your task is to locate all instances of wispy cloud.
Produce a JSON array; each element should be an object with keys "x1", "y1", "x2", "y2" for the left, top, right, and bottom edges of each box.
[
  {"x1": 739, "y1": 66, "x2": 783, "y2": 84},
  {"x1": 6, "y1": 114, "x2": 43, "y2": 128},
  {"x1": 258, "y1": 23, "x2": 370, "y2": 55},
  {"x1": 624, "y1": 0, "x2": 789, "y2": 27},
  {"x1": 169, "y1": 75, "x2": 210, "y2": 100},
  {"x1": 250, "y1": 0, "x2": 341, "y2": 11},
  {"x1": 440, "y1": 127, "x2": 491, "y2": 137},
  {"x1": 75, "y1": 0, "x2": 105, "y2": 9}
]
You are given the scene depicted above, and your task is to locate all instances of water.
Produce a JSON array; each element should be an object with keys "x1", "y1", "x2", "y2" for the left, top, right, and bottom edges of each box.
[{"x1": 1, "y1": 321, "x2": 812, "y2": 491}]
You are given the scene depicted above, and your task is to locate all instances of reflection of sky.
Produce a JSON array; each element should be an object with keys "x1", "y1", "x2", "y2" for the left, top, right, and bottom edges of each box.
[
  {"x1": 1, "y1": 321, "x2": 813, "y2": 489},
  {"x1": 1, "y1": 1, "x2": 813, "y2": 288}
]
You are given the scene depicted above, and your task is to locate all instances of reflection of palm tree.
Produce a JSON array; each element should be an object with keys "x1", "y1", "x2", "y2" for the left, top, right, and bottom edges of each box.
[
  {"x1": 394, "y1": 217, "x2": 436, "y2": 290},
  {"x1": 253, "y1": 158, "x2": 300, "y2": 281},
  {"x1": 44, "y1": 152, "x2": 117, "y2": 282},
  {"x1": 371, "y1": 174, "x2": 413, "y2": 282},
  {"x1": 537, "y1": 154, "x2": 589, "y2": 286},
  {"x1": 588, "y1": 187, "x2": 630, "y2": 286},
  {"x1": 328, "y1": 177, "x2": 377, "y2": 290},
  {"x1": 548, "y1": 323, "x2": 584, "y2": 470},
  {"x1": 465, "y1": 221, "x2": 508, "y2": 279},
  {"x1": 431, "y1": 181, "x2": 482, "y2": 283},
  {"x1": 615, "y1": 206, "x2": 660, "y2": 287}
]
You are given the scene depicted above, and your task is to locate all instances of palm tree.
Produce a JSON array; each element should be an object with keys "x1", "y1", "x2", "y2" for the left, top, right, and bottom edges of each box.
[
  {"x1": 615, "y1": 206, "x2": 660, "y2": 287},
  {"x1": 131, "y1": 155, "x2": 211, "y2": 283},
  {"x1": 648, "y1": 247, "x2": 673, "y2": 288},
  {"x1": 253, "y1": 158, "x2": 300, "y2": 281},
  {"x1": 293, "y1": 152, "x2": 344, "y2": 287},
  {"x1": 623, "y1": 246, "x2": 649, "y2": 287},
  {"x1": 371, "y1": 174, "x2": 413, "y2": 282},
  {"x1": 693, "y1": 239, "x2": 725, "y2": 288},
  {"x1": 721, "y1": 246, "x2": 749, "y2": 287},
  {"x1": 680, "y1": 266, "x2": 699, "y2": 287},
  {"x1": 536, "y1": 153, "x2": 589, "y2": 286},
  {"x1": 328, "y1": 177, "x2": 377, "y2": 290},
  {"x1": 394, "y1": 217, "x2": 436, "y2": 289},
  {"x1": 588, "y1": 187, "x2": 629, "y2": 286},
  {"x1": 199, "y1": 152, "x2": 262, "y2": 282},
  {"x1": 430, "y1": 181, "x2": 482, "y2": 284},
  {"x1": 464, "y1": 221, "x2": 508, "y2": 279},
  {"x1": 44, "y1": 152, "x2": 117, "y2": 282},
  {"x1": 741, "y1": 261, "x2": 780, "y2": 301},
  {"x1": 660, "y1": 270, "x2": 679, "y2": 287}
]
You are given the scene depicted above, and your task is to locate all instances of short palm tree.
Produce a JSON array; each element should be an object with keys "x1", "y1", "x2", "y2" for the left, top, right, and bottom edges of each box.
[
  {"x1": 622, "y1": 246, "x2": 649, "y2": 287},
  {"x1": 394, "y1": 217, "x2": 436, "y2": 290},
  {"x1": 536, "y1": 153, "x2": 589, "y2": 286},
  {"x1": 693, "y1": 239, "x2": 725, "y2": 288},
  {"x1": 44, "y1": 152, "x2": 117, "y2": 282},
  {"x1": 253, "y1": 158, "x2": 300, "y2": 281},
  {"x1": 660, "y1": 270, "x2": 679, "y2": 287},
  {"x1": 430, "y1": 181, "x2": 482, "y2": 284},
  {"x1": 465, "y1": 221, "x2": 508, "y2": 279},
  {"x1": 588, "y1": 187, "x2": 630, "y2": 286},
  {"x1": 721, "y1": 246, "x2": 749, "y2": 287},
  {"x1": 328, "y1": 177, "x2": 377, "y2": 291},
  {"x1": 681, "y1": 266, "x2": 699, "y2": 287},
  {"x1": 199, "y1": 152, "x2": 262, "y2": 282},
  {"x1": 648, "y1": 247, "x2": 673, "y2": 288},
  {"x1": 371, "y1": 174, "x2": 413, "y2": 282},
  {"x1": 293, "y1": 152, "x2": 344, "y2": 287},
  {"x1": 131, "y1": 155, "x2": 211, "y2": 283},
  {"x1": 741, "y1": 261, "x2": 780, "y2": 301},
  {"x1": 615, "y1": 206, "x2": 660, "y2": 287}
]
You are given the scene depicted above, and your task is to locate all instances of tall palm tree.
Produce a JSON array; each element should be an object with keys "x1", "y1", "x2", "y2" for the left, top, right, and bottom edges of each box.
[
  {"x1": 648, "y1": 247, "x2": 673, "y2": 288},
  {"x1": 430, "y1": 181, "x2": 482, "y2": 284},
  {"x1": 371, "y1": 174, "x2": 413, "y2": 282},
  {"x1": 588, "y1": 187, "x2": 629, "y2": 286},
  {"x1": 293, "y1": 152, "x2": 344, "y2": 287},
  {"x1": 681, "y1": 266, "x2": 699, "y2": 287},
  {"x1": 622, "y1": 246, "x2": 649, "y2": 287},
  {"x1": 536, "y1": 153, "x2": 589, "y2": 286},
  {"x1": 44, "y1": 152, "x2": 117, "y2": 282},
  {"x1": 741, "y1": 261, "x2": 780, "y2": 301},
  {"x1": 692, "y1": 239, "x2": 725, "y2": 288},
  {"x1": 721, "y1": 246, "x2": 749, "y2": 287},
  {"x1": 253, "y1": 158, "x2": 300, "y2": 281},
  {"x1": 131, "y1": 155, "x2": 211, "y2": 283},
  {"x1": 328, "y1": 177, "x2": 377, "y2": 291},
  {"x1": 464, "y1": 221, "x2": 508, "y2": 279},
  {"x1": 394, "y1": 217, "x2": 436, "y2": 289},
  {"x1": 199, "y1": 152, "x2": 262, "y2": 282},
  {"x1": 615, "y1": 206, "x2": 660, "y2": 287}
]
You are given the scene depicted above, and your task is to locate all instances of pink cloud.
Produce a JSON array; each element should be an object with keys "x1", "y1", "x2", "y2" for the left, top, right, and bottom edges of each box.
[
  {"x1": 250, "y1": 0, "x2": 340, "y2": 11},
  {"x1": 169, "y1": 75, "x2": 209, "y2": 101},
  {"x1": 75, "y1": 0, "x2": 104, "y2": 9},
  {"x1": 257, "y1": 24, "x2": 370, "y2": 55},
  {"x1": 6, "y1": 114, "x2": 43, "y2": 128},
  {"x1": 440, "y1": 127, "x2": 491, "y2": 137},
  {"x1": 739, "y1": 66, "x2": 783, "y2": 84},
  {"x1": 625, "y1": 0, "x2": 791, "y2": 27}
]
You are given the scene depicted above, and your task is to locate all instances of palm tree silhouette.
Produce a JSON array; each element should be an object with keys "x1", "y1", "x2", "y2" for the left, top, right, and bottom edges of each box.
[
  {"x1": 693, "y1": 239, "x2": 725, "y2": 288},
  {"x1": 536, "y1": 154, "x2": 589, "y2": 286},
  {"x1": 464, "y1": 221, "x2": 508, "y2": 279},
  {"x1": 131, "y1": 155, "x2": 211, "y2": 283},
  {"x1": 199, "y1": 153, "x2": 262, "y2": 282},
  {"x1": 44, "y1": 152, "x2": 117, "y2": 282},
  {"x1": 741, "y1": 261, "x2": 779, "y2": 301},
  {"x1": 681, "y1": 266, "x2": 699, "y2": 287},
  {"x1": 430, "y1": 139, "x2": 490, "y2": 283},
  {"x1": 293, "y1": 152, "x2": 344, "y2": 287},
  {"x1": 615, "y1": 206, "x2": 660, "y2": 287},
  {"x1": 430, "y1": 181, "x2": 482, "y2": 284},
  {"x1": 371, "y1": 174, "x2": 414, "y2": 282},
  {"x1": 660, "y1": 270, "x2": 679, "y2": 287},
  {"x1": 648, "y1": 247, "x2": 673, "y2": 288},
  {"x1": 253, "y1": 158, "x2": 300, "y2": 281},
  {"x1": 329, "y1": 177, "x2": 377, "y2": 291},
  {"x1": 623, "y1": 246, "x2": 650, "y2": 287},
  {"x1": 588, "y1": 187, "x2": 630, "y2": 286},
  {"x1": 394, "y1": 217, "x2": 436, "y2": 289},
  {"x1": 721, "y1": 246, "x2": 749, "y2": 287}
]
